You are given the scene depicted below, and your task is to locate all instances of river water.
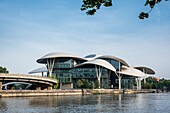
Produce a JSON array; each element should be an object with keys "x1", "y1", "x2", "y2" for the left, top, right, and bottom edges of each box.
[{"x1": 0, "y1": 93, "x2": 169, "y2": 113}]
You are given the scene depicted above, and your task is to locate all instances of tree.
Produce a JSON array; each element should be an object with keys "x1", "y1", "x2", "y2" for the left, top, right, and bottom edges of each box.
[
  {"x1": 142, "y1": 77, "x2": 170, "y2": 91},
  {"x1": 77, "y1": 79, "x2": 83, "y2": 88},
  {"x1": 0, "y1": 66, "x2": 9, "y2": 73},
  {"x1": 48, "y1": 75, "x2": 59, "y2": 89},
  {"x1": 81, "y1": 0, "x2": 168, "y2": 19}
]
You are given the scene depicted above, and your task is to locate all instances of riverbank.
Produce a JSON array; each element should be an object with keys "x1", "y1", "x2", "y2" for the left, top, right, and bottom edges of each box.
[{"x1": 0, "y1": 89, "x2": 158, "y2": 97}]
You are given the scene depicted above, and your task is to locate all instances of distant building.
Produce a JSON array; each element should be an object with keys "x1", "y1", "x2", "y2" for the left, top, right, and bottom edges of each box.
[{"x1": 29, "y1": 52, "x2": 155, "y2": 89}]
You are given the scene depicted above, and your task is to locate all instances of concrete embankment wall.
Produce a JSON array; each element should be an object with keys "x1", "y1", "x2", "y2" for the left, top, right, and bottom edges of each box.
[
  {"x1": 0, "y1": 89, "x2": 157, "y2": 97},
  {"x1": 85, "y1": 89, "x2": 123, "y2": 94},
  {"x1": 0, "y1": 90, "x2": 83, "y2": 97}
]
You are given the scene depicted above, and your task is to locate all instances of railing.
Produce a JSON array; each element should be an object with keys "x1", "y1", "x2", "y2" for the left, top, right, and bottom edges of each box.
[{"x1": 0, "y1": 73, "x2": 57, "y2": 84}]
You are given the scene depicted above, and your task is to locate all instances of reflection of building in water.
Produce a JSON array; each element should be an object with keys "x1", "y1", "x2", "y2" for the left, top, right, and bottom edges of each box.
[{"x1": 29, "y1": 52, "x2": 155, "y2": 90}]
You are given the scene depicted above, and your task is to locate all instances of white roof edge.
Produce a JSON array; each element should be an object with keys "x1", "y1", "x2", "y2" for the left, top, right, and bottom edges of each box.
[
  {"x1": 28, "y1": 67, "x2": 48, "y2": 74},
  {"x1": 75, "y1": 59, "x2": 116, "y2": 72},
  {"x1": 118, "y1": 66, "x2": 145, "y2": 77},
  {"x1": 133, "y1": 66, "x2": 155, "y2": 75},
  {"x1": 37, "y1": 52, "x2": 87, "y2": 63},
  {"x1": 95, "y1": 55, "x2": 129, "y2": 67}
]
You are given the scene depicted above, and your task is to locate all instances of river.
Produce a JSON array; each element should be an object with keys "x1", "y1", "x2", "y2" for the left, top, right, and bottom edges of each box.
[{"x1": 0, "y1": 93, "x2": 169, "y2": 113}]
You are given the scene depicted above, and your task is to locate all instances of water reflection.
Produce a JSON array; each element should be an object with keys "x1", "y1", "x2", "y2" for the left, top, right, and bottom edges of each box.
[{"x1": 0, "y1": 93, "x2": 170, "y2": 113}]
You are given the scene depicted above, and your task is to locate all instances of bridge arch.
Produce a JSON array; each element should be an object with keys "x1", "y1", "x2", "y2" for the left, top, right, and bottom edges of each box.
[
  {"x1": 2, "y1": 82, "x2": 32, "y2": 90},
  {"x1": 0, "y1": 73, "x2": 57, "y2": 90}
]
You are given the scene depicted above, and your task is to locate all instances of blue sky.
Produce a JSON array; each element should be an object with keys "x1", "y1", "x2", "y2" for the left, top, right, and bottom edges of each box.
[{"x1": 0, "y1": 0, "x2": 170, "y2": 79}]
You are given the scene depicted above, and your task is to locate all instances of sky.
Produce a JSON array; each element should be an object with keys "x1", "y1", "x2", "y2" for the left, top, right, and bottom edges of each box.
[{"x1": 0, "y1": 0, "x2": 170, "y2": 79}]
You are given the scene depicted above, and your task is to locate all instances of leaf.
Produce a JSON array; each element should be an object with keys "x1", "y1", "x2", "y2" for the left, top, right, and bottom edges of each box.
[
  {"x1": 139, "y1": 12, "x2": 149, "y2": 19},
  {"x1": 149, "y1": 0, "x2": 156, "y2": 8},
  {"x1": 86, "y1": 9, "x2": 97, "y2": 15},
  {"x1": 145, "y1": 0, "x2": 150, "y2": 6},
  {"x1": 156, "y1": 0, "x2": 162, "y2": 3}
]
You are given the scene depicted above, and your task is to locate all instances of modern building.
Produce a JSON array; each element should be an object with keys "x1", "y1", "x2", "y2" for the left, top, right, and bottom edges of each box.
[{"x1": 29, "y1": 52, "x2": 155, "y2": 89}]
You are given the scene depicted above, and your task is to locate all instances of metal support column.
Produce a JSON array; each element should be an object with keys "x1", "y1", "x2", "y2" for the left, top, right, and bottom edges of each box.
[
  {"x1": 136, "y1": 78, "x2": 139, "y2": 90},
  {"x1": 95, "y1": 65, "x2": 103, "y2": 89},
  {"x1": 47, "y1": 58, "x2": 55, "y2": 77},
  {"x1": 139, "y1": 78, "x2": 141, "y2": 90},
  {"x1": 118, "y1": 62, "x2": 122, "y2": 90}
]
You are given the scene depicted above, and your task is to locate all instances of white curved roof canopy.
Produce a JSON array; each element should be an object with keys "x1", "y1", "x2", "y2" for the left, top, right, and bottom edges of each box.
[
  {"x1": 134, "y1": 66, "x2": 155, "y2": 75},
  {"x1": 75, "y1": 59, "x2": 116, "y2": 72},
  {"x1": 84, "y1": 54, "x2": 102, "y2": 60},
  {"x1": 118, "y1": 66, "x2": 145, "y2": 77},
  {"x1": 96, "y1": 55, "x2": 129, "y2": 67},
  {"x1": 28, "y1": 67, "x2": 48, "y2": 74},
  {"x1": 37, "y1": 52, "x2": 87, "y2": 64}
]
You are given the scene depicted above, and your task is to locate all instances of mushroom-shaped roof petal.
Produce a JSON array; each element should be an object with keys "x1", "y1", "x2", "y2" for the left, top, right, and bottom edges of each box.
[
  {"x1": 95, "y1": 55, "x2": 129, "y2": 67},
  {"x1": 84, "y1": 54, "x2": 102, "y2": 60},
  {"x1": 28, "y1": 67, "x2": 48, "y2": 74},
  {"x1": 37, "y1": 52, "x2": 87, "y2": 64},
  {"x1": 75, "y1": 59, "x2": 116, "y2": 72},
  {"x1": 134, "y1": 66, "x2": 155, "y2": 75},
  {"x1": 118, "y1": 66, "x2": 145, "y2": 77}
]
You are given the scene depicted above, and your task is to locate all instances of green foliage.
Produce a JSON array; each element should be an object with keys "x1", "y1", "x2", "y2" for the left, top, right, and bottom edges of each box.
[
  {"x1": 139, "y1": 0, "x2": 165, "y2": 19},
  {"x1": 144, "y1": 82, "x2": 152, "y2": 89},
  {"x1": 81, "y1": 0, "x2": 112, "y2": 15},
  {"x1": 143, "y1": 77, "x2": 170, "y2": 91},
  {"x1": 76, "y1": 79, "x2": 95, "y2": 89},
  {"x1": 53, "y1": 79, "x2": 59, "y2": 89},
  {"x1": 95, "y1": 80, "x2": 100, "y2": 89},
  {"x1": 81, "y1": 0, "x2": 168, "y2": 19},
  {"x1": 158, "y1": 79, "x2": 170, "y2": 91},
  {"x1": 77, "y1": 79, "x2": 83, "y2": 88},
  {"x1": 0, "y1": 66, "x2": 9, "y2": 73},
  {"x1": 48, "y1": 76, "x2": 59, "y2": 89},
  {"x1": 48, "y1": 76, "x2": 55, "y2": 79},
  {"x1": 146, "y1": 77, "x2": 158, "y2": 84},
  {"x1": 79, "y1": 79, "x2": 89, "y2": 88},
  {"x1": 139, "y1": 12, "x2": 149, "y2": 19},
  {"x1": 11, "y1": 87, "x2": 15, "y2": 90},
  {"x1": 91, "y1": 81, "x2": 95, "y2": 89},
  {"x1": 144, "y1": 0, "x2": 162, "y2": 8},
  {"x1": 83, "y1": 79, "x2": 89, "y2": 88}
]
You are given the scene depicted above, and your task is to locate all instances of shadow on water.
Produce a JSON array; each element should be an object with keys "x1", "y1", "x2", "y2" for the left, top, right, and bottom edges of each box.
[{"x1": 0, "y1": 93, "x2": 170, "y2": 113}]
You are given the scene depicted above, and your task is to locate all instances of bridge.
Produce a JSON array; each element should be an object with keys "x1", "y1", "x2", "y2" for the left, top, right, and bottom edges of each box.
[{"x1": 0, "y1": 73, "x2": 57, "y2": 90}]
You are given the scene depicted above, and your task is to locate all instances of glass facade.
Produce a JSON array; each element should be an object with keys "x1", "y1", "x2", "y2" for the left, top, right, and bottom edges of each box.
[
  {"x1": 47, "y1": 58, "x2": 135, "y2": 89},
  {"x1": 52, "y1": 67, "x2": 110, "y2": 89}
]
